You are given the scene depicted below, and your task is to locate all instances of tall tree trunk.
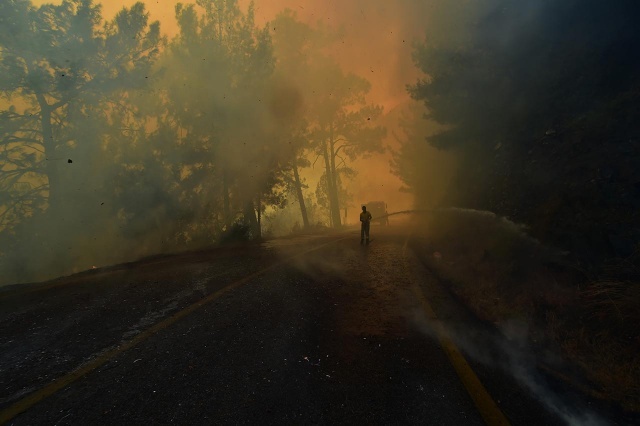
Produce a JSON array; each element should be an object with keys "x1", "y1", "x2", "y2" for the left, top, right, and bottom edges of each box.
[
  {"x1": 222, "y1": 169, "x2": 231, "y2": 228},
  {"x1": 322, "y1": 141, "x2": 337, "y2": 227},
  {"x1": 328, "y1": 124, "x2": 341, "y2": 227},
  {"x1": 243, "y1": 200, "x2": 259, "y2": 239},
  {"x1": 292, "y1": 161, "x2": 309, "y2": 228},
  {"x1": 37, "y1": 94, "x2": 60, "y2": 215},
  {"x1": 257, "y1": 193, "x2": 262, "y2": 238}
]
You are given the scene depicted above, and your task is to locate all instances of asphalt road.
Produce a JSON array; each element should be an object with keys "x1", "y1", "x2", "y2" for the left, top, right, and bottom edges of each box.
[{"x1": 0, "y1": 226, "x2": 614, "y2": 425}]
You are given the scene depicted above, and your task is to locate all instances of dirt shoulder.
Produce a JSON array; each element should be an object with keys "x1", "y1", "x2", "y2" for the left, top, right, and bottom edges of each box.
[{"x1": 407, "y1": 212, "x2": 640, "y2": 419}]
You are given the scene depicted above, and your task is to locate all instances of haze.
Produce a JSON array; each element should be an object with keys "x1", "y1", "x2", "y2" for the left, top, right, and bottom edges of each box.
[{"x1": 1, "y1": 1, "x2": 638, "y2": 421}]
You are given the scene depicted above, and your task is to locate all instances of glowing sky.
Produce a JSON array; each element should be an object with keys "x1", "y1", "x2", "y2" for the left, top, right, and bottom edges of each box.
[{"x1": 32, "y1": 0, "x2": 423, "y2": 111}]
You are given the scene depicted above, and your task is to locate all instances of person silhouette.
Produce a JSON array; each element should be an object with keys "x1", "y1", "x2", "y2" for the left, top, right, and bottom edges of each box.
[{"x1": 360, "y1": 205, "x2": 372, "y2": 245}]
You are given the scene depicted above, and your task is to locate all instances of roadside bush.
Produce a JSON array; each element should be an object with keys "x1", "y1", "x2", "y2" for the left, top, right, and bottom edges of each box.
[{"x1": 219, "y1": 222, "x2": 253, "y2": 244}]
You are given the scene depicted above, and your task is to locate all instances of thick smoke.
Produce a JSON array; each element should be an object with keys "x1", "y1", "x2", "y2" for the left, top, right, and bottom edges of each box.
[{"x1": 3, "y1": 0, "x2": 433, "y2": 284}]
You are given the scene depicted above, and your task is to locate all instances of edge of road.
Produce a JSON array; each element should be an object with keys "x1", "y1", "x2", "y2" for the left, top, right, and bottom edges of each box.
[
  {"x1": 414, "y1": 286, "x2": 511, "y2": 426},
  {"x1": 401, "y1": 237, "x2": 511, "y2": 426},
  {"x1": 0, "y1": 232, "x2": 347, "y2": 300}
]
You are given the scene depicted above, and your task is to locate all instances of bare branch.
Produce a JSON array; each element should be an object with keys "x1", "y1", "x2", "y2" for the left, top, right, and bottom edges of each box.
[
  {"x1": 312, "y1": 154, "x2": 322, "y2": 168},
  {"x1": 334, "y1": 143, "x2": 356, "y2": 156},
  {"x1": 336, "y1": 153, "x2": 348, "y2": 169},
  {"x1": 0, "y1": 137, "x2": 43, "y2": 146}
]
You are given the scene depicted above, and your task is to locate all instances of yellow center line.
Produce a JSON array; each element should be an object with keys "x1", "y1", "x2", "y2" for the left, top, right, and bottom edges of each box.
[
  {"x1": 404, "y1": 236, "x2": 511, "y2": 426},
  {"x1": 0, "y1": 236, "x2": 350, "y2": 425}
]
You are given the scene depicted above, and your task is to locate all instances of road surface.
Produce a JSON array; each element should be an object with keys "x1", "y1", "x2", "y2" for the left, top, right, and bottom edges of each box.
[{"x1": 0, "y1": 225, "x2": 621, "y2": 424}]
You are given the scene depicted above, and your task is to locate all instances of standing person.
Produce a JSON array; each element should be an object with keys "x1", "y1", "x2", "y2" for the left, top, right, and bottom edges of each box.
[{"x1": 360, "y1": 205, "x2": 372, "y2": 245}]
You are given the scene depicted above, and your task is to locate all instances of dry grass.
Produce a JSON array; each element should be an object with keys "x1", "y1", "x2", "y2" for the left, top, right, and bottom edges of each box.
[{"x1": 411, "y1": 210, "x2": 640, "y2": 412}]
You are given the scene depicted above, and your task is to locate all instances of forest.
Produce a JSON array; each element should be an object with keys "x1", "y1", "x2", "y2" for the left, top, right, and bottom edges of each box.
[
  {"x1": 0, "y1": 0, "x2": 387, "y2": 284},
  {"x1": 397, "y1": 0, "x2": 640, "y2": 267}
]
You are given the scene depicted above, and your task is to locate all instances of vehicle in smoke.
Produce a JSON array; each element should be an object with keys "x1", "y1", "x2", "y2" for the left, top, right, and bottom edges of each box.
[{"x1": 365, "y1": 201, "x2": 389, "y2": 225}]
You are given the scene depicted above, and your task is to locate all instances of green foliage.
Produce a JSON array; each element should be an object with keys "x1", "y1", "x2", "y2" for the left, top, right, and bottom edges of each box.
[
  {"x1": 162, "y1": 0, "x2": 280, "y2": 233},
  {"x1": 0, "y1": 0, "x2": 162, "y2": 217},
  {"x1": 0, "y1": 0, "x2": 163, "y2": 283}
]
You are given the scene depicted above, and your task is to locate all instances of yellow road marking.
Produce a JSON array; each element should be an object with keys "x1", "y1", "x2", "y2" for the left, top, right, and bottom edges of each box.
[
  {"x1": 414, "y1": 290, "x2": 510, "y2": 426},
  {"x1": 0, "y1": 236, "x2": 349, "y2": 424},
  {"x1": 404, "y1": 237, "x2": 510, "y2": 426}
]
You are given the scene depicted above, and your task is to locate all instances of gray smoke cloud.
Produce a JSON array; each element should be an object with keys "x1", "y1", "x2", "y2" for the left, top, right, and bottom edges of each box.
[{"x1": 409, "y1": 307, "x2": 609, "y2": 426}]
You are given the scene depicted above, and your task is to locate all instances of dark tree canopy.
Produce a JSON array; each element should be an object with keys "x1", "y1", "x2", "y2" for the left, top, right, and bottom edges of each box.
[
  {"x1": 407, "y1": 0, "x2": 640, "y2": 263},
  {"x1": 0, "y1": 0, "x2": 161, "y2": 218}
]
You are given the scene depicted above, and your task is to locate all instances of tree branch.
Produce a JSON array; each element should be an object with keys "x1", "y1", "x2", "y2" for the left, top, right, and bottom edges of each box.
[
  {"x1": 0, "y1": 137, "x2": 43, "y2": 146},
  {"x1": 334, "y1": 143, "x2": 356, "y2": 156},
  {"x1": 312, "y1": 154, "x2": 322, "y2": 168},
  {"x1": 336, "y1": 153, "x2": 348, "y2": 169}
]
